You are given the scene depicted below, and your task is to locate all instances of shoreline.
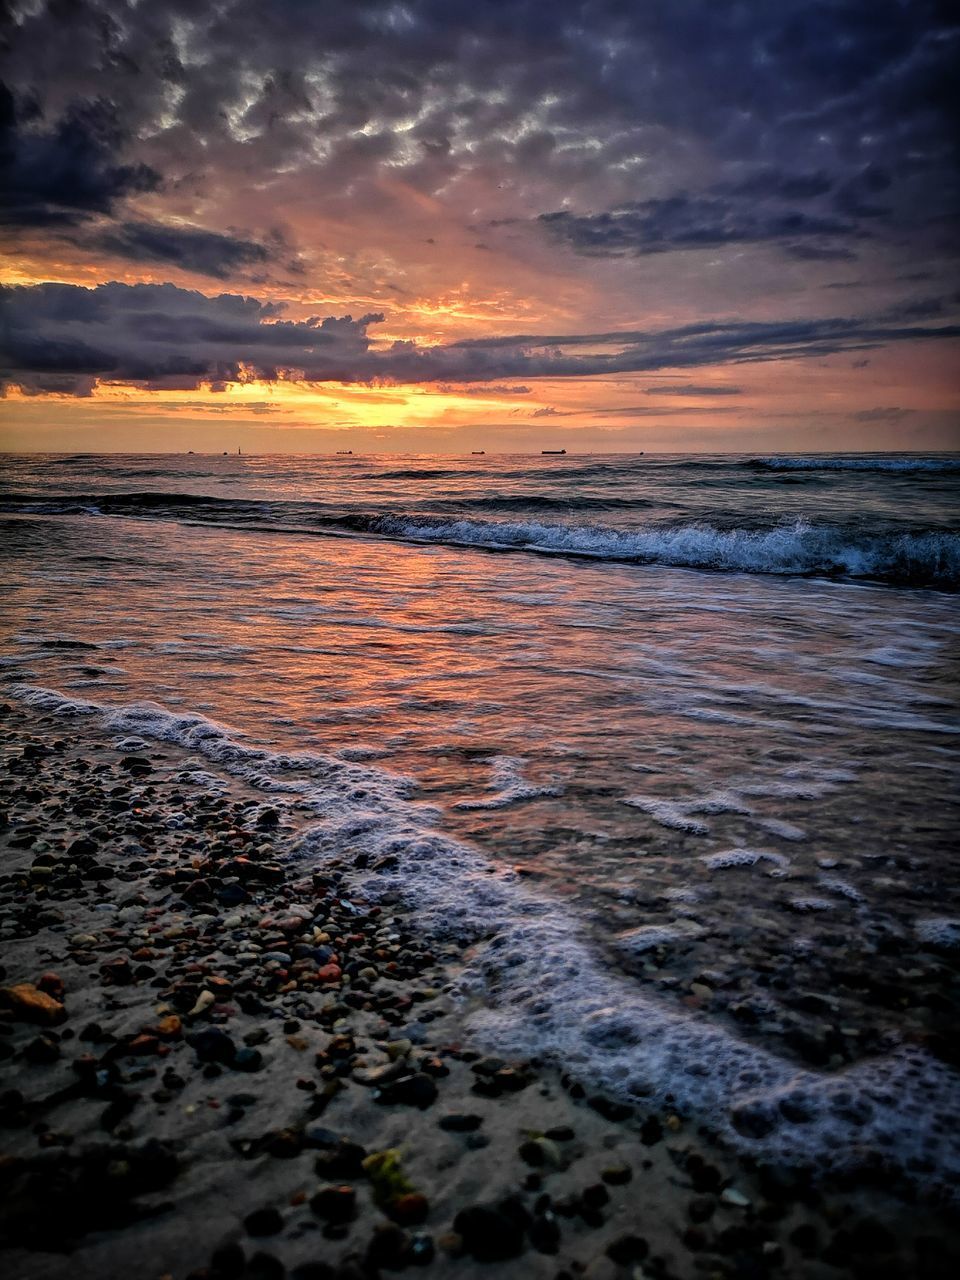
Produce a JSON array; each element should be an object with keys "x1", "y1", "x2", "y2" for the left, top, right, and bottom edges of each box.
[{"x1": 1, "y1": 700, "x2": 957, "y2": 1279}]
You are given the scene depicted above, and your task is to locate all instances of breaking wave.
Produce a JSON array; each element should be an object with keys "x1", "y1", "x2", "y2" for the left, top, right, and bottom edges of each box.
[
  {"x1": 750, "y1": 455, "x2": 960, "y2": 473},
  {"x1": 357, "y1": 514, "x2": 960, "y2": 588}
]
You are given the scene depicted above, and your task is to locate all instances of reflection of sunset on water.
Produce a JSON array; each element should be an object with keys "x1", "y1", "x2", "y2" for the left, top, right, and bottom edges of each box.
[{"x1": 3, "y1": 4, "x2": 960, "y2": 1271}]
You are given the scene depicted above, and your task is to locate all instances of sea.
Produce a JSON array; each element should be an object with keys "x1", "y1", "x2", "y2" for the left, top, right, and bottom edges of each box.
[{"x1": 2, "y1": 451, "x2": 959, "y2": 1192}]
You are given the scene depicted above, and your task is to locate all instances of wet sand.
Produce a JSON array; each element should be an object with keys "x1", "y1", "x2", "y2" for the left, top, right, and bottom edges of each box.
[{"x1": 1, "y1": 700, "x2": 958, "y2": 1280}]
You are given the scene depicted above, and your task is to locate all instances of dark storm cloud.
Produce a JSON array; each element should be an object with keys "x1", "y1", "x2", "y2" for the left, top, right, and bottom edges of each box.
[
  {"x1": 538, "y1": 198, "x2": 862, "y2": 259},
  {"x1": 2, "y1": 1, "x2": 958, "y2": 264},
  {"x1": 536, "y1": 163, "x2": 905, "y2": 261},
  {"x1": 3, "y1": 281, "x2": 957, "y2": 396},
  {"x1": 93, "y1": 221, "x2": 274, "y2": 278},
  {"x1": 0, "y1": 81, "x2": 159, "y2": 227}
]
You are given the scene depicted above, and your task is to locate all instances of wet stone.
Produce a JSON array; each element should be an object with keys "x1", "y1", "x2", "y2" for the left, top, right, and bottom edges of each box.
[
  {"x1": 365, "y1": 1224, "x2": 409, "y2": 1270},
  {"x1": 187, "y1": 1028, "x2": 237, "y2": 1065},
  {"x1": 438, "y1": 1112, "x2": 483, "y2": 1132},
  {"x1": 246, "y1": 1252, "x2": 285, "y2": 1280},
  {"x1": 244, "y1": 1207, "x2": 284, "y2": 1238},
  {"x1": 453, "y1": 1202, "x2": 527, "y2": 1262},
  {"x1": 0, "y1": 982, "x2": 67, "y2": 1025},
  {"x1": 529, "y1": 1212, "x2": 561, "y2": 1254},
  {"x1": 606, "y1": 1234, "x2": 650, "y2": 1266},
  {"x1": 310, "y1": 1185, "x2": 356, "y2": 1223},
  {"x1": 210, "y1": 1240, "x2": 246, "y2": 1277},
  {"x1": 373, "y1": 1072, "x2": 437, "y2": 1109}
]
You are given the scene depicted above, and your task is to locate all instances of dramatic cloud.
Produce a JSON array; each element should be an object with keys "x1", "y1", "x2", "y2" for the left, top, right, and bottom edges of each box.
[
  {"x1": 0, "y1": 2, "x2": 957, "y2": 444},
  {"x1": 92, "y1": 221, "x2": 275, "y2": 279},
  {"x1": 539, "y1": 198, "x2": 863, "y2": 260},
  {"x1": 3, "y1": 281, "x2": 957, "y2": 396},
  {"x1": 2, "y1": 2, "x2": 957, "y2": 263},
  {"x1": 0, "y1": 82, "x2": 159, "y2": 227}
]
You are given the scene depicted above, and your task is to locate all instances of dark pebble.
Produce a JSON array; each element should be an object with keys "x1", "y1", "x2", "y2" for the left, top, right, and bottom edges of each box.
[
  {"x1": 640, "y1": 1115, "x2": 663, "y2": 1145},
  {"x1": 529, "y1": 1212, "x2": 561, "y2": 1254},
  {"x1": 365, "y1": 1224, "x2": 409, "y2": 1269},
  {"x1": 247, "y1": 1252, "x2": 285, "y2": 1280},
  {"x1": 374, "y1": 1073, "x2": 438, "y2": 1109},
  {"x1": 310, "y1": 1186, "x2": 356, "y2": 1224},
  {"x1": 519, "y1": 1139, "x2": 546, "y2": 1166},
  {"x1": 289, "y1": 1266, "x2": 335, "y2": 1280},
  {"x1": 453, "y1": 1203, "x2": 526, "y2": 1262},
  {"x1": 606, "y1": 1234, "x2": 649, "y2": 1265},
  {"x1": 188, "y1": 1028, "x2": 237, "y2": 1066},
  {"x1": 544, "y1": 1126, "x2": 575, "y2": 1141},
  {"x1": 210, "y1": 1241, "x2": 246, "y2": 1277},
  {"x1": 588, "y1": 1095, "x2": 634, "y2": 1122},
  {"x1": 582, "y1": 1183, "x2": 609, "y2": 1210},
  {"x1": 233, "y1": 1047, "x2": 264, "y2": 1073},
  {"x1": 438, "y1": 1113, "x2": 483, "y2": 1132},
  {"x1": 688, "y1": 1196, "x2": 716, "y2": 1224},
  {"x1": 23, "y1": 1035, "x2": 61, "y2": 1064},
  {"x1": 244, "y1": 1208, "x2": 284, "y2": 1237}
]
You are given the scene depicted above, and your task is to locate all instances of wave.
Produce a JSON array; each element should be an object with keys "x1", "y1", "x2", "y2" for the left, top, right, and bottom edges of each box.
[
  {"x1": 356, "y1": 514, "x2": 960, "y2": 588},
  {"x1": 3, "y1": 490, "x2": 957, "y2": 587},
  {"x1": 750, "y1": 455, "x2": 960, "y2": 473},
  {"x1": 460, "y1": 493, "x2": 655, "y2": 512},
  {"x1": 10, "y1": 681, "x2": 960, "y2": 1199},
  {"x1": 370, "y1": 467, "x2": 465, "y2": 480}
]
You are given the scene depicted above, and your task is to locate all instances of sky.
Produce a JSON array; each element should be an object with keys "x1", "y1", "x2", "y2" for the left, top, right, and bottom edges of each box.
[{"x1": 1, "y1": 0, "x2": 958, "y2": 454}]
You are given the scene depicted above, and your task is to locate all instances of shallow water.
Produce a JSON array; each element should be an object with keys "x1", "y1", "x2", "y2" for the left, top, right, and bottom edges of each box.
[{"x1": 2, "y1": 452, "x2": 959, "y2": 1186}]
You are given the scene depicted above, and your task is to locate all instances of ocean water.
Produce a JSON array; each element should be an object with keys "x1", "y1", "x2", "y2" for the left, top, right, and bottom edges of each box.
[{"x1": 2, "y1": 451, "x2": 959, "y2": 1190}]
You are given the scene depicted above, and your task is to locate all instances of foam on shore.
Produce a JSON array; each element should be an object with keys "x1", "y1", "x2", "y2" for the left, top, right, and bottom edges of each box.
[{"x1": 10, "y1": 682, "x2": 960, "y2": 1197}]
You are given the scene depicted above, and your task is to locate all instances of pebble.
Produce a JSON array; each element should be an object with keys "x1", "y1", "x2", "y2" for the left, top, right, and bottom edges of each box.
[
  {"x1": 453, "y1": 1202, "x2": 526, "y2": 1262},
  {"x1": 0, "y1": 982, "x2": 67, "y2": 1025},
  {"x1": 438, "y1": 1112, "x2": 483, "y2": 1132},
  {"x1": 373, "y1": 1072, "x2": 437, "y2": 1108},
  {"x1": 309, "y1": 1184, "x2": 356, "y2": 1223},
  {"x1": 722, "y1": 1186, "x2": 751, "y2": 1208},
  {"x1": 244, "y1": 1208, "x2": 283, "y2": 1238}
]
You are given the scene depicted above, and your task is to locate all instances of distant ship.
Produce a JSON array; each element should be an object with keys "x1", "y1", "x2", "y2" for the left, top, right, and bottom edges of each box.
[
  {"x1": 336, "y1": 450, "x2": 353, "y2": 454},
  {"x1": 542, "y1": 448, "x2": 566, "y2": 455},
  {"x1": 471, "y1": 450, "x2": 485, "y2": 455}
]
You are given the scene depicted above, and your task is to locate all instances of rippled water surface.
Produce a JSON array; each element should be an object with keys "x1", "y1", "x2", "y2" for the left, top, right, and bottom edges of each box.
[{"x1": 2, "y1": 451, "x2": 959, "y2": 1180}]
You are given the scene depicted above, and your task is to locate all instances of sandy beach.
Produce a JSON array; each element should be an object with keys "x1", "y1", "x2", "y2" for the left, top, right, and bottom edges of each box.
[{"x1": 1, "y1": 698, "x2": 957, "y2": 1280}]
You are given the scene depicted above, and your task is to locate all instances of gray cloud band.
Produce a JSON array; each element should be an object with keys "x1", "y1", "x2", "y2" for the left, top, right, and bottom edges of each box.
[{"x1": 2, "y1": 282, "x2": 957, "y2": 396}]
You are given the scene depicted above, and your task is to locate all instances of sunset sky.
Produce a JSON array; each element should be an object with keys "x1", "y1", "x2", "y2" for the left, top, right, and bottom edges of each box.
[{"x1": 1, "y1": 0, "x2": 958, "y2": 453}]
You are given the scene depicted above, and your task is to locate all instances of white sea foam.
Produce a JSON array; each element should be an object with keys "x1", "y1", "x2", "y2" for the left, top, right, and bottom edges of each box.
[
  {"x1": 616, "y1": 921, "x2": 705, "y2": 952},
  {"x1": 817, "y1": 876, "x2": 865, "y2": 904},
  {"x1": 624, "y1": 787, "x2": 761, "y2": 832},
  {"x1": 754, "y1": 818, "x2": 808, "y2": 841},
  {"x1": 453, "y1": 755, "x2": 561, "y2": 810},
  {"x1": 701, "y1": 847, "x2": 791, "y2": 873},
  {"x1": 368, "y1": 514, "x2": 960, "y2": 587},
  {"x1": 621, "y1": 796, "x2": 710, "y2": 834},
  {"x1": 10, "y1": 681, "x2": 960, "y2": 1196},
  {"x1": 755, "y1": 455, "x2": 960, "y2": 473},
  {"x1": 915, "y1": 917, "x2": 960, "y2": 949}
]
